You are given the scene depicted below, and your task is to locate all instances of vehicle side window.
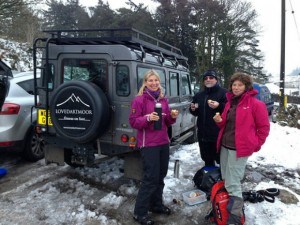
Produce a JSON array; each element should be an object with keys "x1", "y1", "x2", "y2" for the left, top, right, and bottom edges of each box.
[
  {"x1": 42, "y1": 64, "x2": 54, "y2": 90},
  {"x1": 18, "y1": 78, "x2": 40, "y2": 95},
  {"x1": 169, "y1": 72, "x2": 179, "y2": 96},
  {"x1": 137, "y1": 67, "x2": 166, "y2": 94},
  {"x1": 181, "y1": 73, "x2": 191, "y2": 96},
  {"x1": 62, "y1": 59, "x2": 108, "y2": 93},
  {"x1": 116, "y1": 65, "x2": 130, "y2": 96}
]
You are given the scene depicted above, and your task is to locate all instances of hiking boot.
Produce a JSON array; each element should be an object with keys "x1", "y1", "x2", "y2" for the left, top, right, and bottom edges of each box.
[
  {"x1": 133, "y1": 214, "x2": 154, "y2": 225},
  {"x1": 149, "y1": 205, "x2": 171, "y2": 215}
]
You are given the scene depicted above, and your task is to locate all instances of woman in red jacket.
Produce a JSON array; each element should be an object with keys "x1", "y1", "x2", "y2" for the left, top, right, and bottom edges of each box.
[
  {"x1": 213, "y1": 72, "x2": 270, "y2": 225},
  {"x1": 129, "y1": 69, "x2": 178, "y2": 225}
]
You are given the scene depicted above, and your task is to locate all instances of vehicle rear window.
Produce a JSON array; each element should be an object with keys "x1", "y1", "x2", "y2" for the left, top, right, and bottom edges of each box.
[
  {"x1": 62, "y1": 59, "x2": 108, "y2": 93},
  {"x1": 261, "y1": 87, "x2": 272, "y2": 103}
]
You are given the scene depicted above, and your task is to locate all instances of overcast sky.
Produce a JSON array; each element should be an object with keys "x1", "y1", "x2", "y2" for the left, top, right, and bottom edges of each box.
[{"x1": 81, "y1": 0, "x2": 300, "y2": 76}]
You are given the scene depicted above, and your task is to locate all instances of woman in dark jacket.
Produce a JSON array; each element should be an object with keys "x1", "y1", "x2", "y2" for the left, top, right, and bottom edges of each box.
[
  {"x1": 190, "y1": 69, "x2": 227, "y2": 166},
  {"x1": 129, "y1": 69, "x2": 178, "y2": 225}
]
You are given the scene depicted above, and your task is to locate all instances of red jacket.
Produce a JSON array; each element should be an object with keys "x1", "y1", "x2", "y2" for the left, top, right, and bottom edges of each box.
[
  {"x1": 216, "y1": 89, "x2": 270, "y2": 158},
  {"x1": 129, "y1": 92, "x2": 176, "y2": 148}
]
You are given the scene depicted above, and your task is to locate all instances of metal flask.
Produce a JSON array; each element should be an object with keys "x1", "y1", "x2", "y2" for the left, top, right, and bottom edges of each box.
[{"x1": 154, "y1": 102, "x2": 162, "y2": 130}]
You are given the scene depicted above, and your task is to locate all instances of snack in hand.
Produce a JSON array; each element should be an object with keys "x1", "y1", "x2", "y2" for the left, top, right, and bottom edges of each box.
[{"x1": 216, "y1": 112, "x2": 220, "y2": 116}]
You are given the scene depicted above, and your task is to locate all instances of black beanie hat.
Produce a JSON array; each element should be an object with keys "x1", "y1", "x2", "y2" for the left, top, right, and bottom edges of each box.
[{"x1": 203, "y1": 70, "x2": 218, "y2": 80}]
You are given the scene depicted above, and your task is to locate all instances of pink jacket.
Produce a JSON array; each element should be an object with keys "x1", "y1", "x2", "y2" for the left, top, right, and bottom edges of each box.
[
  {"x1": 216, "y1": 89, "x2": 270, "y2": 158},
  {"x1": 129, "y1": 92, "x2": 176, "y2": 148}
]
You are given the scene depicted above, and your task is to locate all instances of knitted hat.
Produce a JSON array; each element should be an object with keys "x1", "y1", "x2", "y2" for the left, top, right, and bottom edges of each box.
[{"x1": 203, "y1": 70, "x2": 218, "y2": 80}]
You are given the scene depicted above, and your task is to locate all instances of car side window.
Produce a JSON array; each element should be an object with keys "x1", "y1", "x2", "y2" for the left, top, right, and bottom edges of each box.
[
  {"x1": 169, "y1": 72, "x2": 179, "y2": 96},
  {"x1": 116, "y1": 65, "x2": 130, "y2": 96},
  {"x1": 42, "y1": 64, "x2": 54, "y2": 90},
  {"x1": 18, "y1": 78, "x2": 40, "y2": 95},
  {"x1": 181, "y1": 73, "x2": 191, "y2": 96}
]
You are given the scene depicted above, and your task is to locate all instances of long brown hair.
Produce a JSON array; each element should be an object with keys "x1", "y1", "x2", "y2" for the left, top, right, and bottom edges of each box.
[
  {"x1": 228, "y1": 72, "x2": 253, "y2": 92},
  {"x1": 137, "y1": 69, "x2": 164, "y2": 97}
]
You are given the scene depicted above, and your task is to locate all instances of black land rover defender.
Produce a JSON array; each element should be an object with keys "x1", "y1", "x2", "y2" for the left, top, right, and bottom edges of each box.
[{"x1": 33, "y1": 28, "x2": 197, "y2": 179}]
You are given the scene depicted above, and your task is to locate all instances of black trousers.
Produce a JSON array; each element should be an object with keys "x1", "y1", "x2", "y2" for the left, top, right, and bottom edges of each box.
[
  {"x1": 134, "y1": 144, "x2": 169, "y2": 217},
  {"x1": 198, "y1": 140, "x2": 220, "y2": 167}
]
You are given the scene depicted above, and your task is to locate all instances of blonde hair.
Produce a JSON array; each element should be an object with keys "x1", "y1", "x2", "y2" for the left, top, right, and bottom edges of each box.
[{"x1": 137, "y1": 69, "x2": 164, "y2": 97}]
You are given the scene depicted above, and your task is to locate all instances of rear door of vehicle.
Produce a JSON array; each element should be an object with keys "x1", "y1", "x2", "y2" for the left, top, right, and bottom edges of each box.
[
  {"x1": 38, "y1": 52, "x2": 114, "y2": 141},
  {"x1": 57, "y1": 53, "x2": 114, "y2": 142}
]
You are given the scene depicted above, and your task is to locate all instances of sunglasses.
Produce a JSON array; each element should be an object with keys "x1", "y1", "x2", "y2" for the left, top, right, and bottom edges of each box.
[{"x1": 204, "y1": 76, "x2": 215, "y2": 81}]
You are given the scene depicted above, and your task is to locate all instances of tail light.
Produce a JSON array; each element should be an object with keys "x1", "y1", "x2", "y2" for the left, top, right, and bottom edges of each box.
[
  {"x1": 121, "y1": 134, "x2": 136, "y2": 147},
  {"x1": 129, "y1": 136, "x2": 136, "y2": 147},
  {"x1": 0, "y1": 103, "x2": 20, "y2": 115},
  {"x1": 121, "y1": 134, "x2": 129, "y2": 143},
  {"x1": 0, "y1": 141, "x2": 14, "y2": 147}
]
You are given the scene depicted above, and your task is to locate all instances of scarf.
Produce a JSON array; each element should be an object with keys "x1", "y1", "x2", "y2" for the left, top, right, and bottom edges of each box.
[{"x1": 145, "y1": 87, "x2": 160, "y2": 99}]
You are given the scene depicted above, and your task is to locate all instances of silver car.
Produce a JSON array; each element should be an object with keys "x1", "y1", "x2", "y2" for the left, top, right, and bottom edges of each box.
[{"x1": 0, "y1": 71, "x2": 44, "y2": 161}]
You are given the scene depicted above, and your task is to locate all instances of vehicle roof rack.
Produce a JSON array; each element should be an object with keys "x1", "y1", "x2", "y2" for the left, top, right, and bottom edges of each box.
[{"x1": 42, "y1": 28, "x2": 188, "y2": 63}]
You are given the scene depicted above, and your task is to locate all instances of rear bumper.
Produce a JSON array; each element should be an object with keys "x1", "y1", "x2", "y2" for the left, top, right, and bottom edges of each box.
[{"x1": 0, "y1": 140, "x2": 24, "y2": 151}]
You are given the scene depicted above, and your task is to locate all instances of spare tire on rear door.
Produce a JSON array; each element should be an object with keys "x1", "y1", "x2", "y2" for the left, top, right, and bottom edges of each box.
[{"x1": 50, "y1": 80, "x2": 110, "y2": 143}]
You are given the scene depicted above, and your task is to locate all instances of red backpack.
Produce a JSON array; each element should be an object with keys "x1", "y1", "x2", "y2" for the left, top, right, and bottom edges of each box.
[{"x1": 206, "y1": 181, "x2": 245, "y2": 225}]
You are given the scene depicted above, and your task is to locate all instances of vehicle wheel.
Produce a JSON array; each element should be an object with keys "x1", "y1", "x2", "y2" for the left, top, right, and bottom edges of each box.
[
  {"x1": 64, "y1": 148, "x2": 83, "y2": 168},
  {"x1": 50, "y1": 81, "x2": 110, "y2": 144},
  {"x1": 22, "y1": 127, "x2": 45, "y2": 162}
]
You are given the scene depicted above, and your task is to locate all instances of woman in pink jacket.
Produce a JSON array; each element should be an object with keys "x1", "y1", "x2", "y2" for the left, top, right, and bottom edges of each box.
[
  {"x1": 129, "y1": 69, "x2": 178, "y2": 225},
  {"x1": 213, "y1": 72, "x2": 270, "y2": 225}
]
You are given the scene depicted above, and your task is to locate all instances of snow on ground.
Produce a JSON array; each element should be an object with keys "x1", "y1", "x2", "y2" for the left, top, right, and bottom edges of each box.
[{"x1": 0, "y1": 122, "x2": 299, "y2": 225}]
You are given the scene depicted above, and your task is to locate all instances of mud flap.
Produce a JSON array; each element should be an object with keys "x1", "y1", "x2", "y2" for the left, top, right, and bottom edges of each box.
[
  {"x1": 45, "y1": 145, "x2": 65, "y2": 166},
  {"x1": 124, "y1": 152, "x2": 143, "y2": 180}
]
